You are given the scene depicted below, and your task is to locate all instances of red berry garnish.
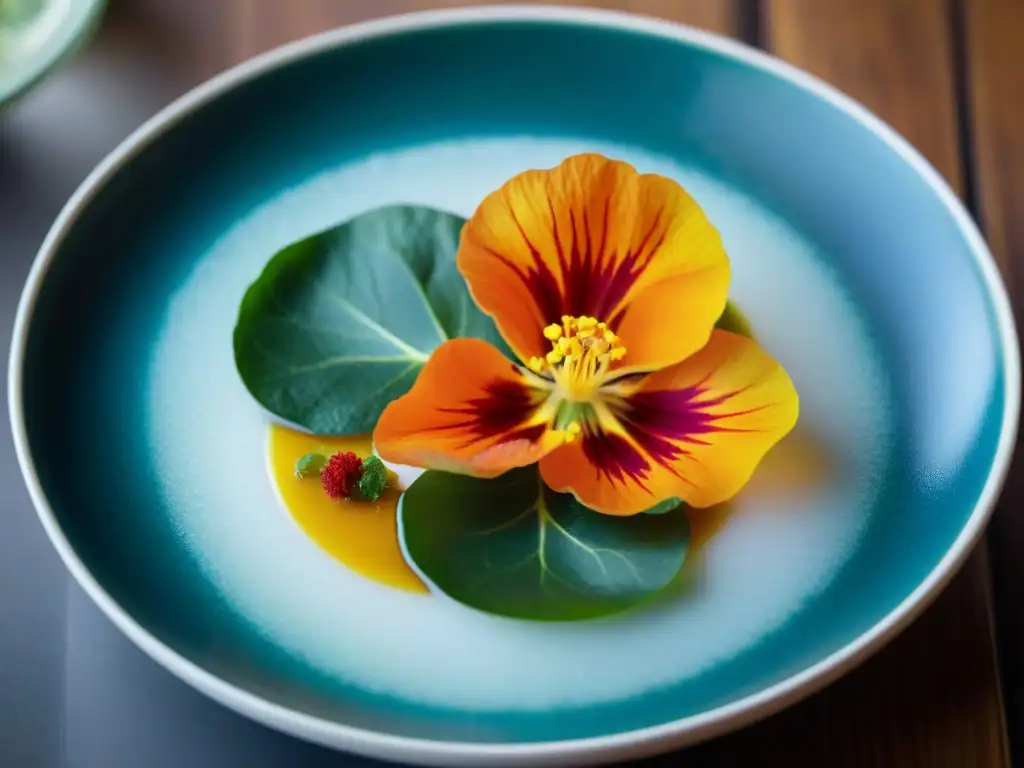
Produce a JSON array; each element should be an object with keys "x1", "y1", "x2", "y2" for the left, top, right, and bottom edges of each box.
[{"x1": 320, "y1": 451, "x2": 364, "y2": 499}]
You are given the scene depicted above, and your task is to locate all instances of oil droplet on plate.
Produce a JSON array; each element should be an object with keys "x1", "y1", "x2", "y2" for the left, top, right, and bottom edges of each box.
[{"x1": 268, "y1": 425, "x2": 428, "y2": 594}]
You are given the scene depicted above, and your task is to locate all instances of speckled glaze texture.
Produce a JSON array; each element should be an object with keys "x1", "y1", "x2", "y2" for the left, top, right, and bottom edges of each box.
[{"x1": 9, "y1": 8, "x2": 1018, "y2": 767}]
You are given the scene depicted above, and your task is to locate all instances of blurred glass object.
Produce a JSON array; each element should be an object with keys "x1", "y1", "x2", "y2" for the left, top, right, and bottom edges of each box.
[
  {"x1": 0, "y1": 0, "x2": 105, "y2": 107},
  {"x1": 0, "y1": 0, "x2": 71, "y2": 58}
]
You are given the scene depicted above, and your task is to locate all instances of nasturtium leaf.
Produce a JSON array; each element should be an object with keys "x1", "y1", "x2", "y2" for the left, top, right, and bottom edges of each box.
[
  {"x1": 233, "y1": 205, "x2": 511, "y2": 435},
  {"x1": 716, "y1": 300, "x2": 755, "y2": 339},
  {"x1": 642, "y1": 497, "x2": 683, "y2": 515},
  {"x1": 399, "y1": 467, "x2": 690, "y2": 621}
]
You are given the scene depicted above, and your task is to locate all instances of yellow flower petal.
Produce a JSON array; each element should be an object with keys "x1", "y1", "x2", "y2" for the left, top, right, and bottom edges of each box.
[
  {"x1": 458, "y1": 153, "x2": 731, "y2": 370},
  {"x1": 373, "y1": 339, "x2": 564, "y2": 477},
  {"x1": 539, "y1": 331, "x2": 799, "y2": 514}
]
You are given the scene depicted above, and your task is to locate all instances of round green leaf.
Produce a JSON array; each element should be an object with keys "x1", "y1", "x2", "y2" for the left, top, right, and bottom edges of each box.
[
  {"x1": 715, "y1": 300, "x2": 755, "y2": 339},
  {"x1": 399, "y1": 467, "x2": 690, "y2": 621},
  {"x1": 641, "y1": 497, "x2": 683, "y2": 515},
  {"x1": 233, "y1": 205, "x2": 511, "y2": 435}
]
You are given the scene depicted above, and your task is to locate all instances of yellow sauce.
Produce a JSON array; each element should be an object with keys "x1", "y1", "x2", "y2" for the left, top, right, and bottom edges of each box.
[
  {"x1": 268, "y1": 425, "x2": 427, "y2": 593},
  {"x1": 266, "y1": 423, "x2": 796, "y2": 596}
]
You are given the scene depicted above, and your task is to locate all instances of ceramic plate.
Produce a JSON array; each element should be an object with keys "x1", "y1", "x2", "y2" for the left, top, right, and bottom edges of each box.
[
  {"x1": 9, "y1": 7, "x2": 1019, "y2": 767},
  {"x1": 0, "y1": 0, "x2": 105, "y2": 108}
]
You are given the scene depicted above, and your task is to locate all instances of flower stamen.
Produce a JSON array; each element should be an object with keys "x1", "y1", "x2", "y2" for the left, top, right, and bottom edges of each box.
[{"x1": 528, "y1": 315, "x2": 627, "y2": 401}]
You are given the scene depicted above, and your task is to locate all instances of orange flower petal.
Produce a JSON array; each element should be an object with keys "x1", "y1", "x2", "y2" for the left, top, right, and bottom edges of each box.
[
  {"x1": 458, "y1": 153, "x2": 730, "y2": 369},
  {"x1": 539, "y1": 330, "x2": 799, "y2": 515},
  {"x1": 373, "y1": 339, "x2": 563, "y2": 478}
]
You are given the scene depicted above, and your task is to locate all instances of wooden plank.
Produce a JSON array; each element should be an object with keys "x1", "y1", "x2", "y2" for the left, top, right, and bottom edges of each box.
[
  {"x1": 121, "y1": 0, "x2": 750, "y2": 85},
  {"x1": 706, "y1": 1, "x2": 1010, "y2": 766},
  {"x1": 766, "y1": 0, "x2": 963, "y2": 188},
  {"x1": 209, "y1": 0, "x2": 749, "y2": 59},
  {"x1": 114, "y1": 0, "x2": 743, "y2": 103},
  {"x1": 963, "y1": 0, "x2": 1024, "y2": 759}
]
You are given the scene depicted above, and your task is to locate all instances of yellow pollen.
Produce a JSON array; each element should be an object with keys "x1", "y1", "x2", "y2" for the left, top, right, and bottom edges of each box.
[
  {"x1": 560, "y1": 421, "x2": 582, "y2": 443},
  {"x1": 528, "y1": 315, "x2": 627, "y2": 400}
]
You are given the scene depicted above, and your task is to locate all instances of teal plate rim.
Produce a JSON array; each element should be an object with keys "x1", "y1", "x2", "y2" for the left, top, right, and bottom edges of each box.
[{"x1": 7, "y1": 6, "x2": 1021, "y2": 767}]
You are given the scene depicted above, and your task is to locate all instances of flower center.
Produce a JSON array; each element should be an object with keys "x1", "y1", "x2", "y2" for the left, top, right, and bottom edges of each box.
[{"x1": 527, "y1": 315, "x2": 627, "y2": 403}]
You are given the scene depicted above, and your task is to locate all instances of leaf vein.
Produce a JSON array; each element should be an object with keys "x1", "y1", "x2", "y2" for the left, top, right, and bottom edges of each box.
[
  {"x1": 266, "y1": 355, "x2": 423, "y2": 379},
  {"x1": 299, "y1": 268, "x2": 430, "y2": 361},
  {"x1": 543, "y1": 509, "x2": 609, "y2": 579},
  {"x1": 379, "y1": 235, "x2": 449, "y2": 345},
  {"x1": 465, "y1": 503, "x2": 537, "y2": 537}
]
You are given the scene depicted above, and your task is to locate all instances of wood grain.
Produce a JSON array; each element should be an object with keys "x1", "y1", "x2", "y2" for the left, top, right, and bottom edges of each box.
[
  {"x1": 963, "y1": 0, "x2": 1024, "y2": 760},
  {"x1": 107, "y1": 0, "x2": 1013, "y2": 765},
  {"x1": 766, "y1": 0, "x2": 963, "y2": 188},
  {"x1": 123, "y1": 0, "x2": 750, "y2": 83},
  {"x1": 703, "y1": 1, "x2": 1009, "y2": 765},
  {"x1": 221, "y1": 0, "x2": 749, "y2": 55}
]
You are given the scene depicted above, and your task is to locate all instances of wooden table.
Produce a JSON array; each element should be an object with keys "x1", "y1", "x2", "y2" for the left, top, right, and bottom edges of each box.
[{"x1": 91, "y1": 1, "x2": 1024, "y2": 765}]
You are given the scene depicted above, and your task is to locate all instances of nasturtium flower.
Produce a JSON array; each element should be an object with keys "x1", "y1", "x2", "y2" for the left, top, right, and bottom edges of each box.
[{"x1": 373, "y1": 154, "x2": 799, "y2": 515}]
